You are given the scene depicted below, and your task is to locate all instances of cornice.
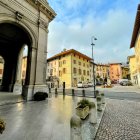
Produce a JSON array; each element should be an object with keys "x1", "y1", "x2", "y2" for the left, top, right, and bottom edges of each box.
[{"x1": 26, "y1": 0, "x2": 56, "y2": 22}]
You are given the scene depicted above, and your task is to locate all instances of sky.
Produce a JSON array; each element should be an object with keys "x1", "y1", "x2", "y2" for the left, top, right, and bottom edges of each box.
[{"x1": 47, "y1": 0, "x2": 139, "y2": 63}]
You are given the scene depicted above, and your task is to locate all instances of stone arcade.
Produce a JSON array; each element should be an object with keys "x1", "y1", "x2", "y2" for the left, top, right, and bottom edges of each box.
[{"x1": 0, "y1": 0, "x2": 56, "y2": 100}]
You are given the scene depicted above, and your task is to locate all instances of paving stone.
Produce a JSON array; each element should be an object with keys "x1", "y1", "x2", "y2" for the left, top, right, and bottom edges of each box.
[{"x1": 95, "y1": 99, "x2": 140, "y2": 140}]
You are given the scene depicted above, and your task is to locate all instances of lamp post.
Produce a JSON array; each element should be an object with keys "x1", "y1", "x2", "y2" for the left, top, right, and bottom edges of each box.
[{"x1": 91, "y1": 36, "x2": 97, "y2": 97}]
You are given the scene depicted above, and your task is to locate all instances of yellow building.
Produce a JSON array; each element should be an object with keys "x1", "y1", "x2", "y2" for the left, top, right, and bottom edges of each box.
[
  {"x1": 121, "y1": 66, "x2": 129, "y2": 79},
  {"x1": 130, "y1": 4, "x2": 140, "y2": 87},
  {"x1": 128, "y1": 55, "x2": 137, "y2": 84},
  {"x1": 47, "y1": 49, "x2": 93, "y2": 88},
  {"x1": 95, "y1": 64, "x2": 109, "y2": 81}
]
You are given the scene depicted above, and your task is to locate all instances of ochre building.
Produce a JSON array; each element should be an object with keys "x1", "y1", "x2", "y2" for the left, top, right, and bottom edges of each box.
[{"x1": 47, "y1": 49, "x2": 93, "y2": 88}]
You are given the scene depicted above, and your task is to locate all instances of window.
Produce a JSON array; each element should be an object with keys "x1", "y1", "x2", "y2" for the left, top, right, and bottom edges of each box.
[
  {"x1": 79, "y1": 69, "x2": 81, "y2": 75},
  {"x1": 87, "y1": 71, "x2": 89, "y2": 76},
  {"x1": 63, "y1": 60, "x2": 66, "y2": 64},
  {"x1": 73, "y1": 68, "x2": 77, "y2": 74},
  {"x1": 73, "y1": 60, "x2": 76, "y2": 64},
  {"x1": 0, "y1": 69, "x2": 3, "y2": 74},
  {"x1": 79, "y1": 62, "x2": 81, "y2": 65},
  {"x1": 63, "y1": 68, "x2": 66, "y2": 74},
  {"x1": 59, "y1": 71, "x2": 62, "y2": 76},
  {"x1": 83, "y1": 70, "x2": 86, "y2": 75},
  {"x1": 50, "y1": 69, "x2": 53, "y2": 75},
  {"x1": 59, "y1": 61, "x2": 62, "y2": 67},
  {"x1": 83, "y1": 63, "x2": 85, "y2": 67}
]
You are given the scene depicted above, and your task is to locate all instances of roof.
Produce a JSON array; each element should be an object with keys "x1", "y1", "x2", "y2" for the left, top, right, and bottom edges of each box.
[
  {"x1": 47, "y1": 49, "x2": 93, "y2": 61},
  {"x1": 127, "y1": 55, "x2": 135, "y2": 61},
  {"x1": 130, "y1": 4, "x2": 140, "y2": 48},
  {"x1": 96, "y1": 63, "x2": 109, "y2": 67},
  {"x1": 109, "y1": 63, "x2": 122, "y2": 65}
]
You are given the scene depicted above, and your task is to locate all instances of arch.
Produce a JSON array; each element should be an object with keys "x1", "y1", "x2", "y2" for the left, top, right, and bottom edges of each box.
[{"x1": 0, "y1": 19, "x2": 37, "y2": 92}]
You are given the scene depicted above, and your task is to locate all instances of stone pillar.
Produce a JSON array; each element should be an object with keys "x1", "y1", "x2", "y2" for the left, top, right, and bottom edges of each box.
[
  {"x1": 89, "y1": 102, "x2": 97, "y2": 124},
  {"x1": 96, "y1": 96, "x2": 102, "y2": 111},
  {"x1": 13, "y1": 46, "x2": 24, "y2": 94},
  {"x1": 22, "y1": 23, "x2": 49, "y2": 100},
  {"x1": 70, "y1": 115, "x2": 82, "y2": 140}
]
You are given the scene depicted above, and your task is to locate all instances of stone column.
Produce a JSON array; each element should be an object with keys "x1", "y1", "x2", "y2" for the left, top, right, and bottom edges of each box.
[
  {"x1": 22, "y1": 22, "x2": 49, "y2": 100},
  {"x1": 13, "y1": 46, "x2": 24, "y2": 94},
  {"x1": 22, "y1": 47, "x2": 37, "y2": 100}
]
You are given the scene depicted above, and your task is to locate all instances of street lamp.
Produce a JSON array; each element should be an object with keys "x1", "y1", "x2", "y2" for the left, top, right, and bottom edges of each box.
[{"x1": 91, "y1": 36, "x2": 97, "y2": 97}]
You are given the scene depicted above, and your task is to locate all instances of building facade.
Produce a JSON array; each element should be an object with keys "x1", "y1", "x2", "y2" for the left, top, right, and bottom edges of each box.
[
  {"x1": 130, "y1": 4, "x2": 140, "y2": 87},
  {"x1": 128, "y1": 55, "x2": 137, "y2": 84},
  {"x1": 47, "y1": 49, "x2": 93, "y2": 88},
  {"x1": 109, "y1": 63, "x2": 122, "y2": 83},
  {"x1": 95, "y1": 64, "x2": 109, "y2": 82}
]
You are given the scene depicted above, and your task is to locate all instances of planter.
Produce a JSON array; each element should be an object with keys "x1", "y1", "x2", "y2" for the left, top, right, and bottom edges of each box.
[
  {"x1": 0, "y1": 119, "x2": 6, "y2": 134},
  {"x1": 76, "y1": 105, "x2": 89, "y2": 119},
  {"x1": 89, "y1": 102, "x2": 97, "y2": 124}
]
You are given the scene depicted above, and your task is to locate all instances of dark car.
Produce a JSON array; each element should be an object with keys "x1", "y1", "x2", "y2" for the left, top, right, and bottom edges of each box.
[{"x1": 120, "y1": 81, "x2": 133, "y2": 86}]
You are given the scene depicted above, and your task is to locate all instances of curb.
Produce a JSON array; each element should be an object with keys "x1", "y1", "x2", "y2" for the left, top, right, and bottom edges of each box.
[{"x1": 81, "y1": 102, "x2": 106, "y2": 140}]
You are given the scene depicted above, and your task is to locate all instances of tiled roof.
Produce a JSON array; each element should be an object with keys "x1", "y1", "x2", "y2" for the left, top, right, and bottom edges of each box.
[
  {"x1": 47, "y1": 49, "x2": 92, "y2": 61},
  {"x1": 130, "y1": 4, "x2": 140, "y2": 48}
]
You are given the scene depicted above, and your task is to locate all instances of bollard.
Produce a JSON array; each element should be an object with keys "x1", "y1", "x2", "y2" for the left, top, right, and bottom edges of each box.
[
  {"x1": 95, "y1": 90, "x2": 99, "y2": 98},
  {"x1": 63, "y1": 82, "x2": 65, "y2": 95},
  {"x1": 72, "y1": 89, "x2": 75, "y2": 96},
  {"x1": 55, "y1": 88, "x2": 57, "y2": 94},
  {"x1": 49, "y1": 88, "x2": 51, "y2": 93},
  {"x1": 63, "y1": 88, "x2": 65, "y2": 95},
  {"x1": 89, "y1": 102, "x2": 97, "y2": 124},
  {"x1": 70, "y1": 115, "x2": 82, "y2": 140},
  {"x1": 101, "y1": 93, "x2": 105, "y2": 104},
  {"x1": 82, "y1": 89, "x2": 85, "y2": 97},
  {"x1": 96, "y1": 96, "x2": 102, "y2": 111}
]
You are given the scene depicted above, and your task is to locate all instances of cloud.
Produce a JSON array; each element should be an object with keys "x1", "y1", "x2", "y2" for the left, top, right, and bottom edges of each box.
[{"x1": 47, "y1": 0, "x2": 138, "y2": 63}]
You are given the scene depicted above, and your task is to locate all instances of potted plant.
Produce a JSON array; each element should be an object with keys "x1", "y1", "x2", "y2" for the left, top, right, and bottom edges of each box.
[
  {"x1": 0, "y1": 118, "x2": 6, "y2": 134},
  {"x1": 76, "y1": 99, "x2": 90, "y2": 119}
]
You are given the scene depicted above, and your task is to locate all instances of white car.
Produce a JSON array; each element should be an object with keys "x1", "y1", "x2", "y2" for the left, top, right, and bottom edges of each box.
[
  {"x1": 83, "y1": 82, "x2": 88, "y2": 88},
  {"x1": 77, "y1": 82, "x2": 83, "y2": 88},
  {"x1": 88, "y1": 82, "x2": 93, "y2": 87}
]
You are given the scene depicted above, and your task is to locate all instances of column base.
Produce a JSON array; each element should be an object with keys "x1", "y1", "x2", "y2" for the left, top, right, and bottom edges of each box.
[
  {"x1": 22, "y1": 84, "x2": 49, "y2": 101},
  {"x1": 13, "y1": 83, "x2": 22, "y2": 94}
]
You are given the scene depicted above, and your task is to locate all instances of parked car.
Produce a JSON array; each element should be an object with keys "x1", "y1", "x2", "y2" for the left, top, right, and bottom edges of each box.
[
  {"x1": 120, "y1": 81, "x2": 133, "y2": 86},
  {"x1": 83, "y1": 82, "x2": 88, "y2": 88},
  {"x1": 88, "y1": 82, "x2": 93, "y2": 87},
  {"x1": 77, "y1": 82, "x2": 83, "y2": 88},
  {"x1": 96, "y1": 82, "x2": 102, "y2": 86},
  {"x1": 119, "y1": 79, "x2": 128, "y2": 84}
]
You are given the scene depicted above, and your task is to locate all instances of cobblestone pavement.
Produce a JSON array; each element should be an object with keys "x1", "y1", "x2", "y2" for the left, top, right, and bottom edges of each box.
[{"x1": 95, "y1": 99, "x2": 140, "y2": 140}]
